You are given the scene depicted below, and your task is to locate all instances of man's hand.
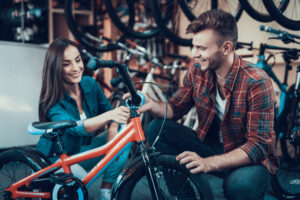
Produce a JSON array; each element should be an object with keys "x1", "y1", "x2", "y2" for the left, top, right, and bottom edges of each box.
[
  {"x1": 176, "y1": 151, "x2": 211, "y2": 174},
  {"x1": 122, "y1": 91, "x2": 153, "y2": 114}
]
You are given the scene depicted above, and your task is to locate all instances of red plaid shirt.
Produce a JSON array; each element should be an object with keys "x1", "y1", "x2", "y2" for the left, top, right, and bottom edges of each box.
[{"x1": 170, "y1": 54, "x2": 278, "y2": 174}]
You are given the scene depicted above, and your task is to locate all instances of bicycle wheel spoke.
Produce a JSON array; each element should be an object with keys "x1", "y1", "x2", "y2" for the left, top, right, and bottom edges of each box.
[
  {"x1": 0, "y1": 164, "x2": 15, "y2": 182},
  {"x1": 280, "y1": 0, "x2": 299, "y2": 21}
]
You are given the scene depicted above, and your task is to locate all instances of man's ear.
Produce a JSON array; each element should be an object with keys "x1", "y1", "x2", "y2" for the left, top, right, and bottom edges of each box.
[{"x1": 222, "y1": 41, "x2": 233, "y2": 55}]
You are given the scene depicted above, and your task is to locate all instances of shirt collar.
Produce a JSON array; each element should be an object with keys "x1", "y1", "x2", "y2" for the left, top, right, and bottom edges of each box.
[
  {"x1": 224, "y1": 53, "x2": 241, "y2": 92},
  {"x1": 79, "y1": 76, "x2": 93, "y2": 94},
  {"x1": 61, "y1": 76, "x2": 92, "y2": 103}
]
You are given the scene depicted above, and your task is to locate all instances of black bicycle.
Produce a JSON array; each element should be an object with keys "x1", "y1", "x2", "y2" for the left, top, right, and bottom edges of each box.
[
  {"x1": 150, "y1": 0, "x2": 243, "y2": 46},
  {"x1": 64, "y1": 0, "x2": 122, "y2": 52},
  {"x1": 259, "y1": 25, "x2": 300, "y2": 199}
]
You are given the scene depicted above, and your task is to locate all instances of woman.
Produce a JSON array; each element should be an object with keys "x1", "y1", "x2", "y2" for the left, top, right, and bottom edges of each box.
[{"x1": 36, "y1": 38, "x2": 130, "y2": 200}]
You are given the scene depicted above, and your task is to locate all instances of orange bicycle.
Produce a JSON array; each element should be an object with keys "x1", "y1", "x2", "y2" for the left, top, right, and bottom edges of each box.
[{"x1": 0, "y1": 60, "x2": 214, "y2": 200}]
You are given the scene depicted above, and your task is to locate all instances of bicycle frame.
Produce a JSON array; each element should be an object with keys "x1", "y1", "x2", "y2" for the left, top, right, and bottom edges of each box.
[
  {"x1": 5, "y1": 116, "x2": 145, "y2": 199},
  {"x1": 256, "y1": 43, "x2": 294, "y2": 120}
]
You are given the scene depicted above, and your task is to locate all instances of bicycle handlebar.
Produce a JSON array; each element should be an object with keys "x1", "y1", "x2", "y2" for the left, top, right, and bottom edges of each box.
[
  {"x1": 87, "y1": 57, "x2": 141, "y2": 106},
  {"x1": 260, "y1": 25, "x2": 300, "y2": 44},
  {"x1": 259, "y1": 43, "x2": 300, "y2": 55},
  {"x1": 236, "y1": 41, "x2": 253, "y2": 50}
]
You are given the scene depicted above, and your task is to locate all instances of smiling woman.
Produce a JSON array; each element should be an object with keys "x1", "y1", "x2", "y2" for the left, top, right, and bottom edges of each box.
[
  {"x1": 36, "y1": 38, "x2": 131, "y2": 200},
  {"x1": 62, "y1": 46, "x2": 84, "y2": 85}
]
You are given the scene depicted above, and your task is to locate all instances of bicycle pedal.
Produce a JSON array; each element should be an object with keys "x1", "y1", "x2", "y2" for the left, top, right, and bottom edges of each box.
[{"x1": 50, "y1": 172, "x2": 73, "y2": 184}]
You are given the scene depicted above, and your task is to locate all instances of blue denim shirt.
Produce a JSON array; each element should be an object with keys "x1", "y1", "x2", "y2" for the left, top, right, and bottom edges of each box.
[{"x1": 37, "y1": 76, "x2": 113, "y2": 155}]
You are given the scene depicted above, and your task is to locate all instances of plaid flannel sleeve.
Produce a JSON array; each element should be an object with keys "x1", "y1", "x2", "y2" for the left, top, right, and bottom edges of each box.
[{"x1": 240, "y1": 77, "x2": 276, "y2": 164}]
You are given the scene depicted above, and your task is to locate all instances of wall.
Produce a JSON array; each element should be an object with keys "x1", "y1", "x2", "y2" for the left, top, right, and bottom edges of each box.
[{"x1": 0, "y1": 41, "x2": 47, "y2": 148}]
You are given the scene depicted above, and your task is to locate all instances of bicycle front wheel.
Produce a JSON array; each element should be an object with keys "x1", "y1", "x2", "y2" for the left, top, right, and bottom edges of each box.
[
  {"x1": 263, "y1": 0, "x2": 300, "y2": 30},
  {"x1": 116, "y1": 155, "x2": 214, "y2": 200}
]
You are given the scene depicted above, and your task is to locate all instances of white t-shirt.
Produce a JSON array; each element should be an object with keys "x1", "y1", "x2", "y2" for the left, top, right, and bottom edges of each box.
[
  {"x1": 80, "y1": 111, "x2": 87, "y2": 120},
  {"x1": 215, "y1": 87, "x2": 226, "y2": 143}
]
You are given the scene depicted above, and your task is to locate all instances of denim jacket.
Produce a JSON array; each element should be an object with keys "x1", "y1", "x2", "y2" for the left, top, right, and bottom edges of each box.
[{"x1": 36, "y1": 76, "x2": 112, "y2": 156}]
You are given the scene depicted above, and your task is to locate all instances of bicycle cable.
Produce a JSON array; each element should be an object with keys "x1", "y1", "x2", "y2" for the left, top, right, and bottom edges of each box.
[{"x1": 133, "y1": 81, "x2": 168, "y2": 152}]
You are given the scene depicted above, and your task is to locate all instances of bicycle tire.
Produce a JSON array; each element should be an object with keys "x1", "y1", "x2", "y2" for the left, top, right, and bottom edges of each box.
[
  {"x1": 116, "y1": 154, "x2": 214, "y2": 200},
  {"x1": 20, "y1": 146, "x2": 52, "y2": 166},
  {"x1": 151, "y1": 0, "x2": 242, "y2": 46},
  {"x1": 180, "y1": 0, "x2": 243, "y2": 22},
  {"x1": 0, "y1": 148, "x2": 49, "y2": 199},
  {"x1": 104, "y1": 0, "x2": 164, "y2": 39},
  {"x1": 277, "y1": 84, "x2": 300, "y2": 164},
  {"x1": 263, "y1": 0, "x2": 300, "y2": 30},
  {"x1": 239, "y1": 0, "x2": 273, "y2": 22},
  {"x1": 151, "y1": 0, "x2": 215, "y2": 46},
  {"x1": 271, "y1": 168, "x2": 300, "y2": 200},
  {"x1": 64, "y1": 0, "x2": 118, "y2": 52},
  {"x1": 239, "y1": 0, "x2": 289, "y2": 22}
]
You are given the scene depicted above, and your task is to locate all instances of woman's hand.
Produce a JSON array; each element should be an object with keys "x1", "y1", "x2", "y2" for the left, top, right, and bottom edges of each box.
[{"x1": 108, "y1": 106, "x2": 130, "y2": 124}]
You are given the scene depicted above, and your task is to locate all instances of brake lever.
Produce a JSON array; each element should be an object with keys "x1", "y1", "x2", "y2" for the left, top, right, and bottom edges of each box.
[{"x1": 268, "y1": 36, "x2": 299, "y2": 44}]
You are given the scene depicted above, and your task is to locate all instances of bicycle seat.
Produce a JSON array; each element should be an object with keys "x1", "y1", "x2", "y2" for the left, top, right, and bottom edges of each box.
[
  {"x1": 28, "y1": 120, "x2": 77, "y2": 135},
  {"x1": 33, "y1": 120, "x2": 77, "y2": 130}
]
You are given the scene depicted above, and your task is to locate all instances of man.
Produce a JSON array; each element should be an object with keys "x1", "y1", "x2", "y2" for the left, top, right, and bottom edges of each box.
[{"x1": 140, "y1": 9, "x2": 278, "y2": 200}]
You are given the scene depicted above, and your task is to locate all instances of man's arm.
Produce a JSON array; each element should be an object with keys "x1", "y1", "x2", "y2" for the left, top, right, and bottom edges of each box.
[
  {"x1": 177, "y1": 76, "x2": 276, "y2": 174},
  {"x1": 138, "y1": 97, "x2": 174, "y2": 119}
]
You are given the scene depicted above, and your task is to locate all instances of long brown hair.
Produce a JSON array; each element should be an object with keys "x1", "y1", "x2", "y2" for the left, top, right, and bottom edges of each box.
[{"x1": 38, "y1": 38, "x2": 80, "y2": 121}]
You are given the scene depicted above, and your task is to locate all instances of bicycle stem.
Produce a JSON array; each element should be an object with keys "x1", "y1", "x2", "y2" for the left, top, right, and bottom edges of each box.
[{"x1": 87, "y1": 59, "x2": 141, "y2": 106}]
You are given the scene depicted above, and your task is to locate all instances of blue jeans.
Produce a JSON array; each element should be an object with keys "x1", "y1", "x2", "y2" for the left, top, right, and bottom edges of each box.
[{"x1": 146, "y1": 119, "x2": 270, "y2": 200}]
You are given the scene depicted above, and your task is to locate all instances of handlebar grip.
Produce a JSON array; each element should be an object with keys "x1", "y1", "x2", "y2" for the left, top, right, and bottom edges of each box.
[
  {"x1": 87, "y1": 57, "x2": 117, "y2": 70},
  {"x1": 110, "y1": 77, "x2": 123, "y2": 88},
  {"x1": 260, "y1": 25, "x2": 300, "y2": 40}
]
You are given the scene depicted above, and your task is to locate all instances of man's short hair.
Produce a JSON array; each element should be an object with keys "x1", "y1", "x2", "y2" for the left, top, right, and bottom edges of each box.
[{"x1": 186, "y1": 9, "x2": 238, "y2": 49}]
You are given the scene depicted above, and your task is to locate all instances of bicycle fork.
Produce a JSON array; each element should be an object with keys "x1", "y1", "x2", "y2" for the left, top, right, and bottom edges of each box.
[{"x1": 139, "y1": 142, "x2": 165, "y2": 200}]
